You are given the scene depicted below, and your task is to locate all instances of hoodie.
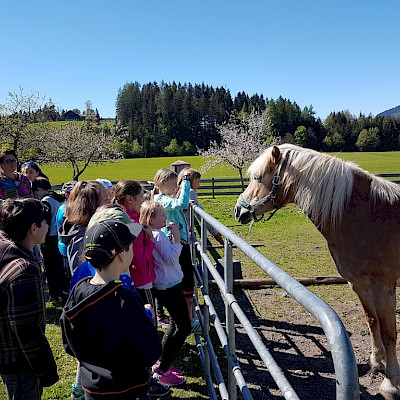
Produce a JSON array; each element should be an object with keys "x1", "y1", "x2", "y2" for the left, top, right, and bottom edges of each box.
[
  {"x1": 60, "y1": 277, "x2": 161, "y2": 398},
  {"x1": 0, "y1": 231, "x2": 59, "y2": 386},
  {"x1": 122, "y1": 207, "x2": 156, "y2": 288},
  {"x1": 59, "y1": 219, "x2": 86, "y2": 276}
]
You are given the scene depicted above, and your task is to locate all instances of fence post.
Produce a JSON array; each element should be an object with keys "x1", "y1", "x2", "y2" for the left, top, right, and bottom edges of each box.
[
  {"x1": 224, "y1": 239, "x2": 237, "y2": 399},
  {"x1": 212, "y1": 177, "x2": 215, "y2": 199}
]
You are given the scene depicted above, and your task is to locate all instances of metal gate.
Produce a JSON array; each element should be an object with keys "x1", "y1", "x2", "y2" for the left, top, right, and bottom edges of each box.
[{"x1": 188, "y1": 204, "x2": 359, "y2": 400}]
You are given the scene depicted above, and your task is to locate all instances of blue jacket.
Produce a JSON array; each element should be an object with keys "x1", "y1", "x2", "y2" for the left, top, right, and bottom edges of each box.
[{"x1": 154, "y1": 180, "x2": 190, "y2": 241}]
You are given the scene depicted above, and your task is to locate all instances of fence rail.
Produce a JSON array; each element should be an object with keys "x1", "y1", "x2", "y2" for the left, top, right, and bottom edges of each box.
[{"x1": 53, "y1": 174, "x2": 400, "y2": 197}]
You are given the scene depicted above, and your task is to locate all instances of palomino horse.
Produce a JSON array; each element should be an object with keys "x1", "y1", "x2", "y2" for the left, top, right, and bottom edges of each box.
[{"x1": 234, "y1": 143, "x2": 400, "y2": 399}]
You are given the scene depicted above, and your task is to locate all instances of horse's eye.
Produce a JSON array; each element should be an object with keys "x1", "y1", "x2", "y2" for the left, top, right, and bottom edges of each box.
[{"x1": 253, "y1": 176, "x2": 261, "y2": 182}]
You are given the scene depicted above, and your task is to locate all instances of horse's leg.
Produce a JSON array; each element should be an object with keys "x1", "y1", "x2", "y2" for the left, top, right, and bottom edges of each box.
[
  {"x1": 374, "y1": 283, "x2": 400, "y2": 398},
  {"x1": 350, "y1": 282, "x2": 386, "y2": 374},
  {"x1": 352, "y1": 281, "x2": 400, "y2": 399}
]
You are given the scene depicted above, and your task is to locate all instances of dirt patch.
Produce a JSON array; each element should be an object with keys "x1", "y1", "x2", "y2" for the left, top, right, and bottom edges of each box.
[{"x1": 209, "y1": 284, "x2": 400, "y2": 400}]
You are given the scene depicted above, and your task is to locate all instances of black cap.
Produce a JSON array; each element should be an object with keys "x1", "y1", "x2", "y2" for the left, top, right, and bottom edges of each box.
[{"x1": 83, "y1": 219, "x2": 136, "y2": 268}]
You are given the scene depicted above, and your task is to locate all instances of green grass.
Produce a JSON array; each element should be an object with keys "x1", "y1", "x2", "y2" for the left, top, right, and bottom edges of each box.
[{"x1": 40, "y1": 151, "x2": 400, "y2": 185}]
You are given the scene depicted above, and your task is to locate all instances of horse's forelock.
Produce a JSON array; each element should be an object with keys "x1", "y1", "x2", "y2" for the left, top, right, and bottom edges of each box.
[{"x1": 247, "y1": 147, "x2": 275, "y2": 178}]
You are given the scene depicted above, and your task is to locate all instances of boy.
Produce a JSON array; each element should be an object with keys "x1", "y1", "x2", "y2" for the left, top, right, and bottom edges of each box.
[
  {"x1": 60, "y1": 219, "x2": 163, "y2": 400},
  {"x1": 32, "y1": 177, "x2": 69, "y2": 304},
  {"x1": 0, "y1": 198, "x2": 59, "y2": 399}
]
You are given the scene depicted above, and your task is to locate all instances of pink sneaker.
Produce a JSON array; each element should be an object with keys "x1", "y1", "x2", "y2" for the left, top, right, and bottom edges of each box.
[
  {"x1": 153, "y1": 367, "x2": 185, "y2": 386},
  {"x1": 152, "y1": 361, "x2": 183, "y2": 376}
]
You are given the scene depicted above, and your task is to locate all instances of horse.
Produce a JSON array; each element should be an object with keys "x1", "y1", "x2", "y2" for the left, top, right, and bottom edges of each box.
[{"x1": 234, "y1": 143, "x2": 400, "y2": 399}]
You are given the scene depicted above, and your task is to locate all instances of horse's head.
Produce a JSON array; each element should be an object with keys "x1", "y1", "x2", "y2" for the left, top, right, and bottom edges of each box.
[{"x1": 235, "y1": 145, "x2": 284, "y2": 224}]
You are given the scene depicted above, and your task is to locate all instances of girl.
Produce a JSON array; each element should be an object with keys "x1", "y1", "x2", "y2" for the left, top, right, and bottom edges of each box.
[
  {"x1": 153, "y1": 168, "x2": 201, "y2": 333},
  {"x1": 140, "y1": 200, "x2": 191, "y2": 386},
  {"x1": 114, "y1": 180, "x2": 156, "y2": 319},
  {"x1": 177, "y1": 167, "x2": 224, "y2": 245},
  {"x1": 22, "y1": 161, "x2": 49, "y2": 183},
  {"x1": 59, "y1": 180, "x2": 106, "y2": 277}
]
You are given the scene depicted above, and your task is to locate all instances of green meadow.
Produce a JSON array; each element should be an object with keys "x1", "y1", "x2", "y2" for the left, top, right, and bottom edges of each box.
[
  {"x1": 0, "y1": 151, "x2": 399, "y2": 399},
  {"x1": 42, "y1": 151, "x2": 400, "y2": 185}
]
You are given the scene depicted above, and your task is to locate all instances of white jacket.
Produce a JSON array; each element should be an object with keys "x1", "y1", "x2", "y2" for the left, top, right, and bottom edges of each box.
[{"x1": 152, "y1": 228, "x2": 183, "y2": 290}]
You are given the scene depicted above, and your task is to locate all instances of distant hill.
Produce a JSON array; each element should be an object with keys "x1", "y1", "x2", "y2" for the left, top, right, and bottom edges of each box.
[{"x1": 377, "y1": 105, "x2": 400, "y2": 119}]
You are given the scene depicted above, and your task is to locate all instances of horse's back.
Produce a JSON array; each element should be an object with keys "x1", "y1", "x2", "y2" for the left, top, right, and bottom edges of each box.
[{"x1": 326, "y1": 173, "x2": 400, "y2": 283}]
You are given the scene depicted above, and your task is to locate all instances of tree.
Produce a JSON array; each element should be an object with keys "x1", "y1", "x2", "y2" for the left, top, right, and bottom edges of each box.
[
  {"x1": 163, "y1": 138, "x2": 183, "y2": 156},
  {"x1": 198, "y1": 109, "x2": 273, "y2": 188},
  {"x1": 294, "y1": 126, "x2": 308, "y2": 147},
  {"x1": 356, "y1": 127, "x2": 380, "y2": 151},
  {"x1": 37, "y1": 123, "x2": 123, "y2": 180},
  {"x1": 0, "y1": 86, "x2": 46, "y2": 152}
]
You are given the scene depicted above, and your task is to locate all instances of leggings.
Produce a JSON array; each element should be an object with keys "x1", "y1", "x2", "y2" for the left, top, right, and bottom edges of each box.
[
  {"x1": 152, "y1": 283, "x2": 191, "y2": 372},
  {"x1": 136, "y1": 287, "x2": 157, "y2": 328}
]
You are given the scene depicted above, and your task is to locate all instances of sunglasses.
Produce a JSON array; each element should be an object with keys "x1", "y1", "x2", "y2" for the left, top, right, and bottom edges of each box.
[{"x1": 2, "y1": 159, "x2": 17, "y2": 164}]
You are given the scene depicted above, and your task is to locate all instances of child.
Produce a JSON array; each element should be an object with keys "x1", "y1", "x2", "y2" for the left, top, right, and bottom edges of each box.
[
  {"x1": 56, "y1": 180, "x2": 78, "y2": 258},
  {"x1": 21, "y1": 161, "x2": 49, "y2": 183},
  {"x1": 177, "y1": 168, "x2": 224, "y2": 245},
  {"x1": 60, "y1": 219, "x2": 163, "y2": 400},
  {"x1": 153, "y1": 168, "x2": 201, "y2": 333},
  {"x1": 114, "y1": 180, "x2": 157, "y2": 320},
  {"x1": 140, "y1": 200, "x2": 191, "y2": 386},
  {"x1": 59, "y1": 180, "x2": 106, "y2": 277},
  {"x1": 0, "y1": 198, "x2": 59, "y2": 398},
  {"x1": 32, "y1": 176, "x2": 69, "y2": 304},
  {"x1": 96, "y1": 178, "x2": 115, "y2": 203}
]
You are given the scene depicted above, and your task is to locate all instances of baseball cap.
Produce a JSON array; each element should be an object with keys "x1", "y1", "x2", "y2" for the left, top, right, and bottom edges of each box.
[
  {"x1": 88, "y1": 205, "x2": 142, "y2": 237},
  {"x1": 84, "y1": 219, "x2": 136, "y2": 268},
  {"x1": 96, "y1": 178, "x2": 113, "y2": 190},
  {"x1": 61, "y1": 181, "x2": 78, "y2": 194}
]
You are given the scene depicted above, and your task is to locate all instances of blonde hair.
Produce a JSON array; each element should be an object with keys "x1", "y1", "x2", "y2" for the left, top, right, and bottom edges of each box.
[
  {"x1": 139, "y1": 200, "x2": 163, "y2": 226},
  {"x1": 152, "y1": 168, "x2": 178, "y2": 199},
  {"x1": 177, "y1": 167, "x2": 201, "y2": 186}
]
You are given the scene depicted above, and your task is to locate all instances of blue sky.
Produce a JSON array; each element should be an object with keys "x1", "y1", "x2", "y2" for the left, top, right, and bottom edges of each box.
[{"x1": 1, "y1": 0, "x2": 399, "y2": 120}]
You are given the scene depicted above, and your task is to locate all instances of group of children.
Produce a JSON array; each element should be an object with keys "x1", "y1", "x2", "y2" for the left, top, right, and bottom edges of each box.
[
  {"x1": 0, "y1": 148, "x2": 224, "y2": 400},
  {"x1": 60, "y1": 167, "x2": 220, "y2": 399}
]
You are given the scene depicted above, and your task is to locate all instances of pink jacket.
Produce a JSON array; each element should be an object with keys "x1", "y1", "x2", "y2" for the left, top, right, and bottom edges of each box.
[{"x1": 123, "y1": 207, "x2": 156, "y2": 288}]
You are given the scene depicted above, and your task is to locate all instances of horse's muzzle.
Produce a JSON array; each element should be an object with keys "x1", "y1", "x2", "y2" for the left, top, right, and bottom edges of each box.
[{"x1": 234, "y1": 204, "x2": 252, "y2": 224}]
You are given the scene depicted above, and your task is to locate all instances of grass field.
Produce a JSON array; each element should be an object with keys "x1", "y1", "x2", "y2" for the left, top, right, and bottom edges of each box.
[
  {"x1": 0, "y1": 151, "x2": 399, "y2": 399},
  {"x1": 42, "y1": 150, "x2": 400, "y2": 185}
]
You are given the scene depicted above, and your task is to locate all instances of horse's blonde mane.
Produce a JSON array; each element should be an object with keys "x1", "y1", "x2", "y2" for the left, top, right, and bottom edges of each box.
[{"x1": 248, "y1": 143, "x2": 400, "y2": 230}]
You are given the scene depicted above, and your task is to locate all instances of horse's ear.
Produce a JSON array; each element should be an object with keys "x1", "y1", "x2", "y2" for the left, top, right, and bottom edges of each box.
[{"x1": 271, "y1": 146, "x2": 281, "y2": 164}]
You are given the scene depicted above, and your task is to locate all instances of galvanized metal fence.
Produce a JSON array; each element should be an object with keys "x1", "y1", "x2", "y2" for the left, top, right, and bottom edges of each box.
[{"x1": 188, "y1": 204, "x2": 360, "y2": 400}]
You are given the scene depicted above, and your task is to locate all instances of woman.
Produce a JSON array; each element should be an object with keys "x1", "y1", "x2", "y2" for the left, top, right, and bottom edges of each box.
[{"x1": 0, "y1": 149, "x2": 32, "y2": 200}]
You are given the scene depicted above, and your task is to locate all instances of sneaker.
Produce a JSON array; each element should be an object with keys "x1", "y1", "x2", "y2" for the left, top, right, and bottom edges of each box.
[
  {"x1": 71, "y1": 383, "x2": 84, "y2": 400},
  {"x1": 153, "y1": 368, "x2": 185, "y2": 386},
  {"x1": 147, "y1": 377, "x2": 171, "y2": 398},
  {"x1": 152, "y1": 360, "x2": 183, "y2": 376},
  {"x1": 191, "y1": 319, "x2": 202, "y2": 334}
]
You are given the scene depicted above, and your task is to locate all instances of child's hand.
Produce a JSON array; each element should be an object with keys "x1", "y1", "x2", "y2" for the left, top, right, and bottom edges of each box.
[
  {"x1": 142, "y1": 224, "x2": 154, "y2": 240},
  {"x1": 214, "y1": 233, "x2": 224, "y2": 245},
  {"x1": 167, "y1": 222, "x2": 180, "y2": 239}
]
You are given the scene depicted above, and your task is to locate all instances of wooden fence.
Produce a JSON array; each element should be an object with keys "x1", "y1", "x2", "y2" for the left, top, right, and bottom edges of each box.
[{"x1": 53, "y1": 174, "x2": 400, "y2": 198}]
